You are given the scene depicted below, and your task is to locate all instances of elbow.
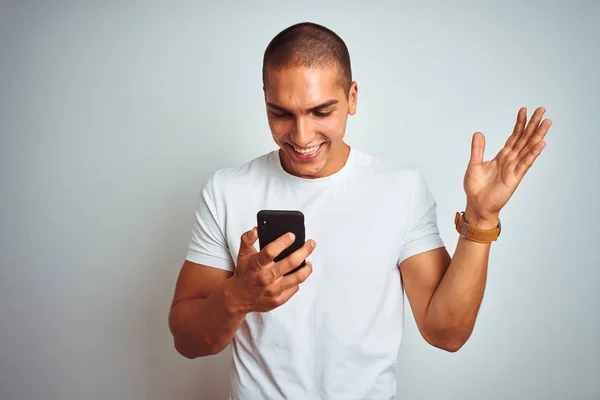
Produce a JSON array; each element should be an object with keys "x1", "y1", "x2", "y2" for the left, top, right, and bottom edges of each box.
[
  {"x1": 169, "y1": 318, "x2": 216, "y2": 359},
  {"x1": 423, "y1": 327, "x2": 471, "y2": 353},
  {"x1": 168, "y1": 316, "x2": 195, "y2": 358},
  {"x1": 168, "y1": 304, "x2": 229, "y2": 358},
  {"x1": 173, "y1": 336, "x2": 222, "y2": 359},
  {"x1": 176, "y1": 348, "x2": 196, "y2": 360},
  {"x1": 171, "y1": 330, "x2": 226, "y2": 359},
  {"x1": 427, "y1": 336, "x2": 467, "y2": 353},
  {"x1": 174, "y1": 338, "x2": 202, "y2": 359},
  {"x1": 437, "y1": 340, "x2": 465, "y2": 353}
]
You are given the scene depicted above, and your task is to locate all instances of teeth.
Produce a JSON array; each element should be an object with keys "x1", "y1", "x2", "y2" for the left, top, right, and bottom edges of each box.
[{"x1": 293, "y1": 144, "x2": 320, "y2": 154}]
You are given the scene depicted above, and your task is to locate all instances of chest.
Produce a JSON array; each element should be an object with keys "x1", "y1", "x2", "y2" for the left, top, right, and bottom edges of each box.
[{"x1": 223, "y1": 178, "x2": 411, "y2": 279}]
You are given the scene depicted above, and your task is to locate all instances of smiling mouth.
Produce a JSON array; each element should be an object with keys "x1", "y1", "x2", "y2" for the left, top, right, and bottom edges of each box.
[{"x1": 291, "y1": 143, "x2": 322, "y2": 155}]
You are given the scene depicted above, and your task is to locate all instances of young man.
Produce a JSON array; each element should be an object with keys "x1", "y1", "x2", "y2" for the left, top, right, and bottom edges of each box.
[{"x1": 168, "y1": 22, "x2": 551, "y2": 399}]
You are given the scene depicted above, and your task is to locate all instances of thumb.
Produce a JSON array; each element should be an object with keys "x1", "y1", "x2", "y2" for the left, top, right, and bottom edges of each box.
[
  {"x1": 469, "y1": 132, "x2": 485, "y2": 165},
  {"x1": 238, "y1": 227, "x2": 258, "y2": 257}
]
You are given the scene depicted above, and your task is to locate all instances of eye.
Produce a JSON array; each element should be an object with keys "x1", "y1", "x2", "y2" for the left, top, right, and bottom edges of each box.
[
  {"x1": 272, "y1": 112, "x2": 292, "y2": 119},
  {"x1": 313, "y1": 111, "x2": 333, "y2": 118}
]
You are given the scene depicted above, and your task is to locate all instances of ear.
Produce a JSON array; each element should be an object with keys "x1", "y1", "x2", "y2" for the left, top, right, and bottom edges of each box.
[{"x1": 348, "y1": 81, "x2": 358, "y2": 116}]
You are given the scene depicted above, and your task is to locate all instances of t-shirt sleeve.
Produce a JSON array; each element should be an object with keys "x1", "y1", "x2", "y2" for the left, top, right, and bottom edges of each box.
[
  {"x1": 185, "y1": 173, "x2": 235, "y2": 271},
  {"x1": 397, "y1": 168, "x2": 445, "y2": 265}
]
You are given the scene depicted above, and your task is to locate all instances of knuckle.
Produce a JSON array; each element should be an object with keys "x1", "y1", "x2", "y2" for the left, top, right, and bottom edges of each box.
[
  {"x1": 253, "y1": 254, "x2": 265, "y2": 269},
  {"x1": 265, "y1": 285, "x2": 279, "y2": 297},
  {"x1": 298, "y1": 265, "x2": 312, "y2": 283},
  {"x1": 294, "y1": 269, "x2": 307, "y2": 284},
  {"x1": 292, "y1": 273, "x2": 302, "y2": 285},
  {"x1": 270, "y1": 297, "x2": 283, "y2": 308},
  {"x1": 257, "y1": 273, "x2": 271, "y2": 287},
  {"x1": 255, "y1": 251, "x2": 273, "y2": 269},
  {"x1": 264, "y1": 245, "x2": 278, "y2": 260},
  {"x1": 286, "y1": 256, "x2": 299, "y2": 271}
]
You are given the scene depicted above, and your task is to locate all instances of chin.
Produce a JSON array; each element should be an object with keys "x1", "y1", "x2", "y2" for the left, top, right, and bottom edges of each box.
[
  {"x1": 292, "y1": 160, "x2": 327, "y2": 178},
  {"x1": 277, "y1": 140, "x2": 340, "y2": 178}
]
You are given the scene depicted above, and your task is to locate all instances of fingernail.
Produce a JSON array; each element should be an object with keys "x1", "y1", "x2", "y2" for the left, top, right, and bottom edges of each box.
[
  {"x1": 288, "y1": 233, "x2": 295, "y2": 240},
  {"x1": 311, "y1": 240, "x2": 316, "y2": 249}
]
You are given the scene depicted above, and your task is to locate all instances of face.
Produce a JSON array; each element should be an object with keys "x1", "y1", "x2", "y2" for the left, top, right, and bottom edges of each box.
[{"x1": 263, "y1": 66, "x2": 358, "y2": 179}]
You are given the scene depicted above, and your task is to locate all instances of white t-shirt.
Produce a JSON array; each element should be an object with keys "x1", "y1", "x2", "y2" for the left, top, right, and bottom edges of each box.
[{"x1": 186, "y1": 147, "x2": 445, "y2": 400}]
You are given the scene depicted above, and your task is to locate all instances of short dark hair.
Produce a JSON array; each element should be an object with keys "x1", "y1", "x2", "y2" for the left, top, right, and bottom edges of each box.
[{"x1": 262, "y1": 22, "x2": 352, "y2": 94}]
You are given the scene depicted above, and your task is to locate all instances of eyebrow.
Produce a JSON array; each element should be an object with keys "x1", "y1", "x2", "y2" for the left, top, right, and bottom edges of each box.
[{"x1": 266, "y1": 99, "x2": 339, "y2": 114}]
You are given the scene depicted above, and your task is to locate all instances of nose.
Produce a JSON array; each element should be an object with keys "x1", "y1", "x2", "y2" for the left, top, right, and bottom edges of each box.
[{"x1": 291, "y1": 116, "x2": 314, "y2": 146}]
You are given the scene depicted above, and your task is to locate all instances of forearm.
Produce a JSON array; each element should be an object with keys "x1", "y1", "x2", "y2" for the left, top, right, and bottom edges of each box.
[
  {"x1": 169, "y1": 278, "x2": 247, "y2": 358},
  {"x1": 425, "y1": 213, "x2": 498, "y2": 350}
]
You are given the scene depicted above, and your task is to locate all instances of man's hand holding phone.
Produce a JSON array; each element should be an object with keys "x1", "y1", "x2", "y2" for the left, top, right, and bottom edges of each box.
[{"x1": 228, "y1": 227, "x2": 316, "y2": 314}]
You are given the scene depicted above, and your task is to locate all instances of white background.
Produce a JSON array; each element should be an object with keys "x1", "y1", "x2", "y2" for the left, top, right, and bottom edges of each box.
[{"x1": 1, "y1": 1, "x2": 599, "y2": 399}]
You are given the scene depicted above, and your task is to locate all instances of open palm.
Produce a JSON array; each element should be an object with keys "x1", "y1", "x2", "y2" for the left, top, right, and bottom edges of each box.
[{"x1": 464, "y1": 107, "x2": 552, "y2": 222}]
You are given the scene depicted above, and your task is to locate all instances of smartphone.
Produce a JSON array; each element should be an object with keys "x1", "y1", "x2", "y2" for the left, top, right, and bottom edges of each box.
[{"x1": 257, "y1": 210, "x2": 306, "y2": 276}]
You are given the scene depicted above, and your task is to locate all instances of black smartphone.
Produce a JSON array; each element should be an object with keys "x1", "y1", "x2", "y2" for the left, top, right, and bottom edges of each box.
[{"x1": 257, "y1": 210, "x2": 306, "y2": 276}]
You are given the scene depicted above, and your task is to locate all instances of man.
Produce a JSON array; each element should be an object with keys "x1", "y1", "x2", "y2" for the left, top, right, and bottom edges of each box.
[{"x1": 168, "y1": 22, "x2": 551, "y2": 399}]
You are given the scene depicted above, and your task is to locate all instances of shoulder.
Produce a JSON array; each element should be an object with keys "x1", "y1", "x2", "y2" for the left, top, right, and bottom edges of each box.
[
  {"x1": 205, "y1": 150, "x2": 276, "y2": 193},
  {"x1": 211, "y1": 150, "x2": 274, "y2": 180},
  {"x1": 350, "y1": 147, "x2": 422, "y2": 188}
]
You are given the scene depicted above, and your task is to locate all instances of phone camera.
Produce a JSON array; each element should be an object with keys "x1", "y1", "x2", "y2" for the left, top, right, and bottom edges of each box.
[{"x1": 260, "y1": 216, "x2": 271, "y2": 230}]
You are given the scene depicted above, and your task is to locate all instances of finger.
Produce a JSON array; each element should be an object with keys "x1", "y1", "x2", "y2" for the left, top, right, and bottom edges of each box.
[
  {"x1": 516, "y1": 118, "x2": 552, "y2": 161},
  {"x1": 274, "y1": 239, "x2": 316, "y2": 277},
  {"x1": 255, "y1": 231, "x2": 296, "y2": 269},
  {"x1": 515, "y1": 141, "x2": 546, "y2": 178},
  {"x1": 504, "y1": 107, "x2": 527, "y2": 150},
  {"x1": 270, "y1": 284, "x2": 300, "y2": 308},
  {"x1": 238, "y1": 227, "x2": 258, "y2": 257},
  {"x1": 469, "y1": 132, "x2": 485, "y2": 165},
  {"x1": 513, "y1": 107, "x2": 546, "y2": 153},
  {"x1": 278, "y1": 261, "x2": 313, "y2": 291},
  {"x1": 264, "y1": 261, "x2": 313, "y2": 298}
]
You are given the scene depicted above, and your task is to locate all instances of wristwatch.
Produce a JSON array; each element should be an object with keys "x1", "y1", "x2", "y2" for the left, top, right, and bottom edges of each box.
[{"x1": 454, "y1": 211, "x2": 501, "y2": 243}]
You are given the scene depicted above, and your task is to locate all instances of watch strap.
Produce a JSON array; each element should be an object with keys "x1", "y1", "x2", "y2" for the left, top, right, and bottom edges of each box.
[{"x1": 454, "y1": 211, "x2": 501, "y2": 243}]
